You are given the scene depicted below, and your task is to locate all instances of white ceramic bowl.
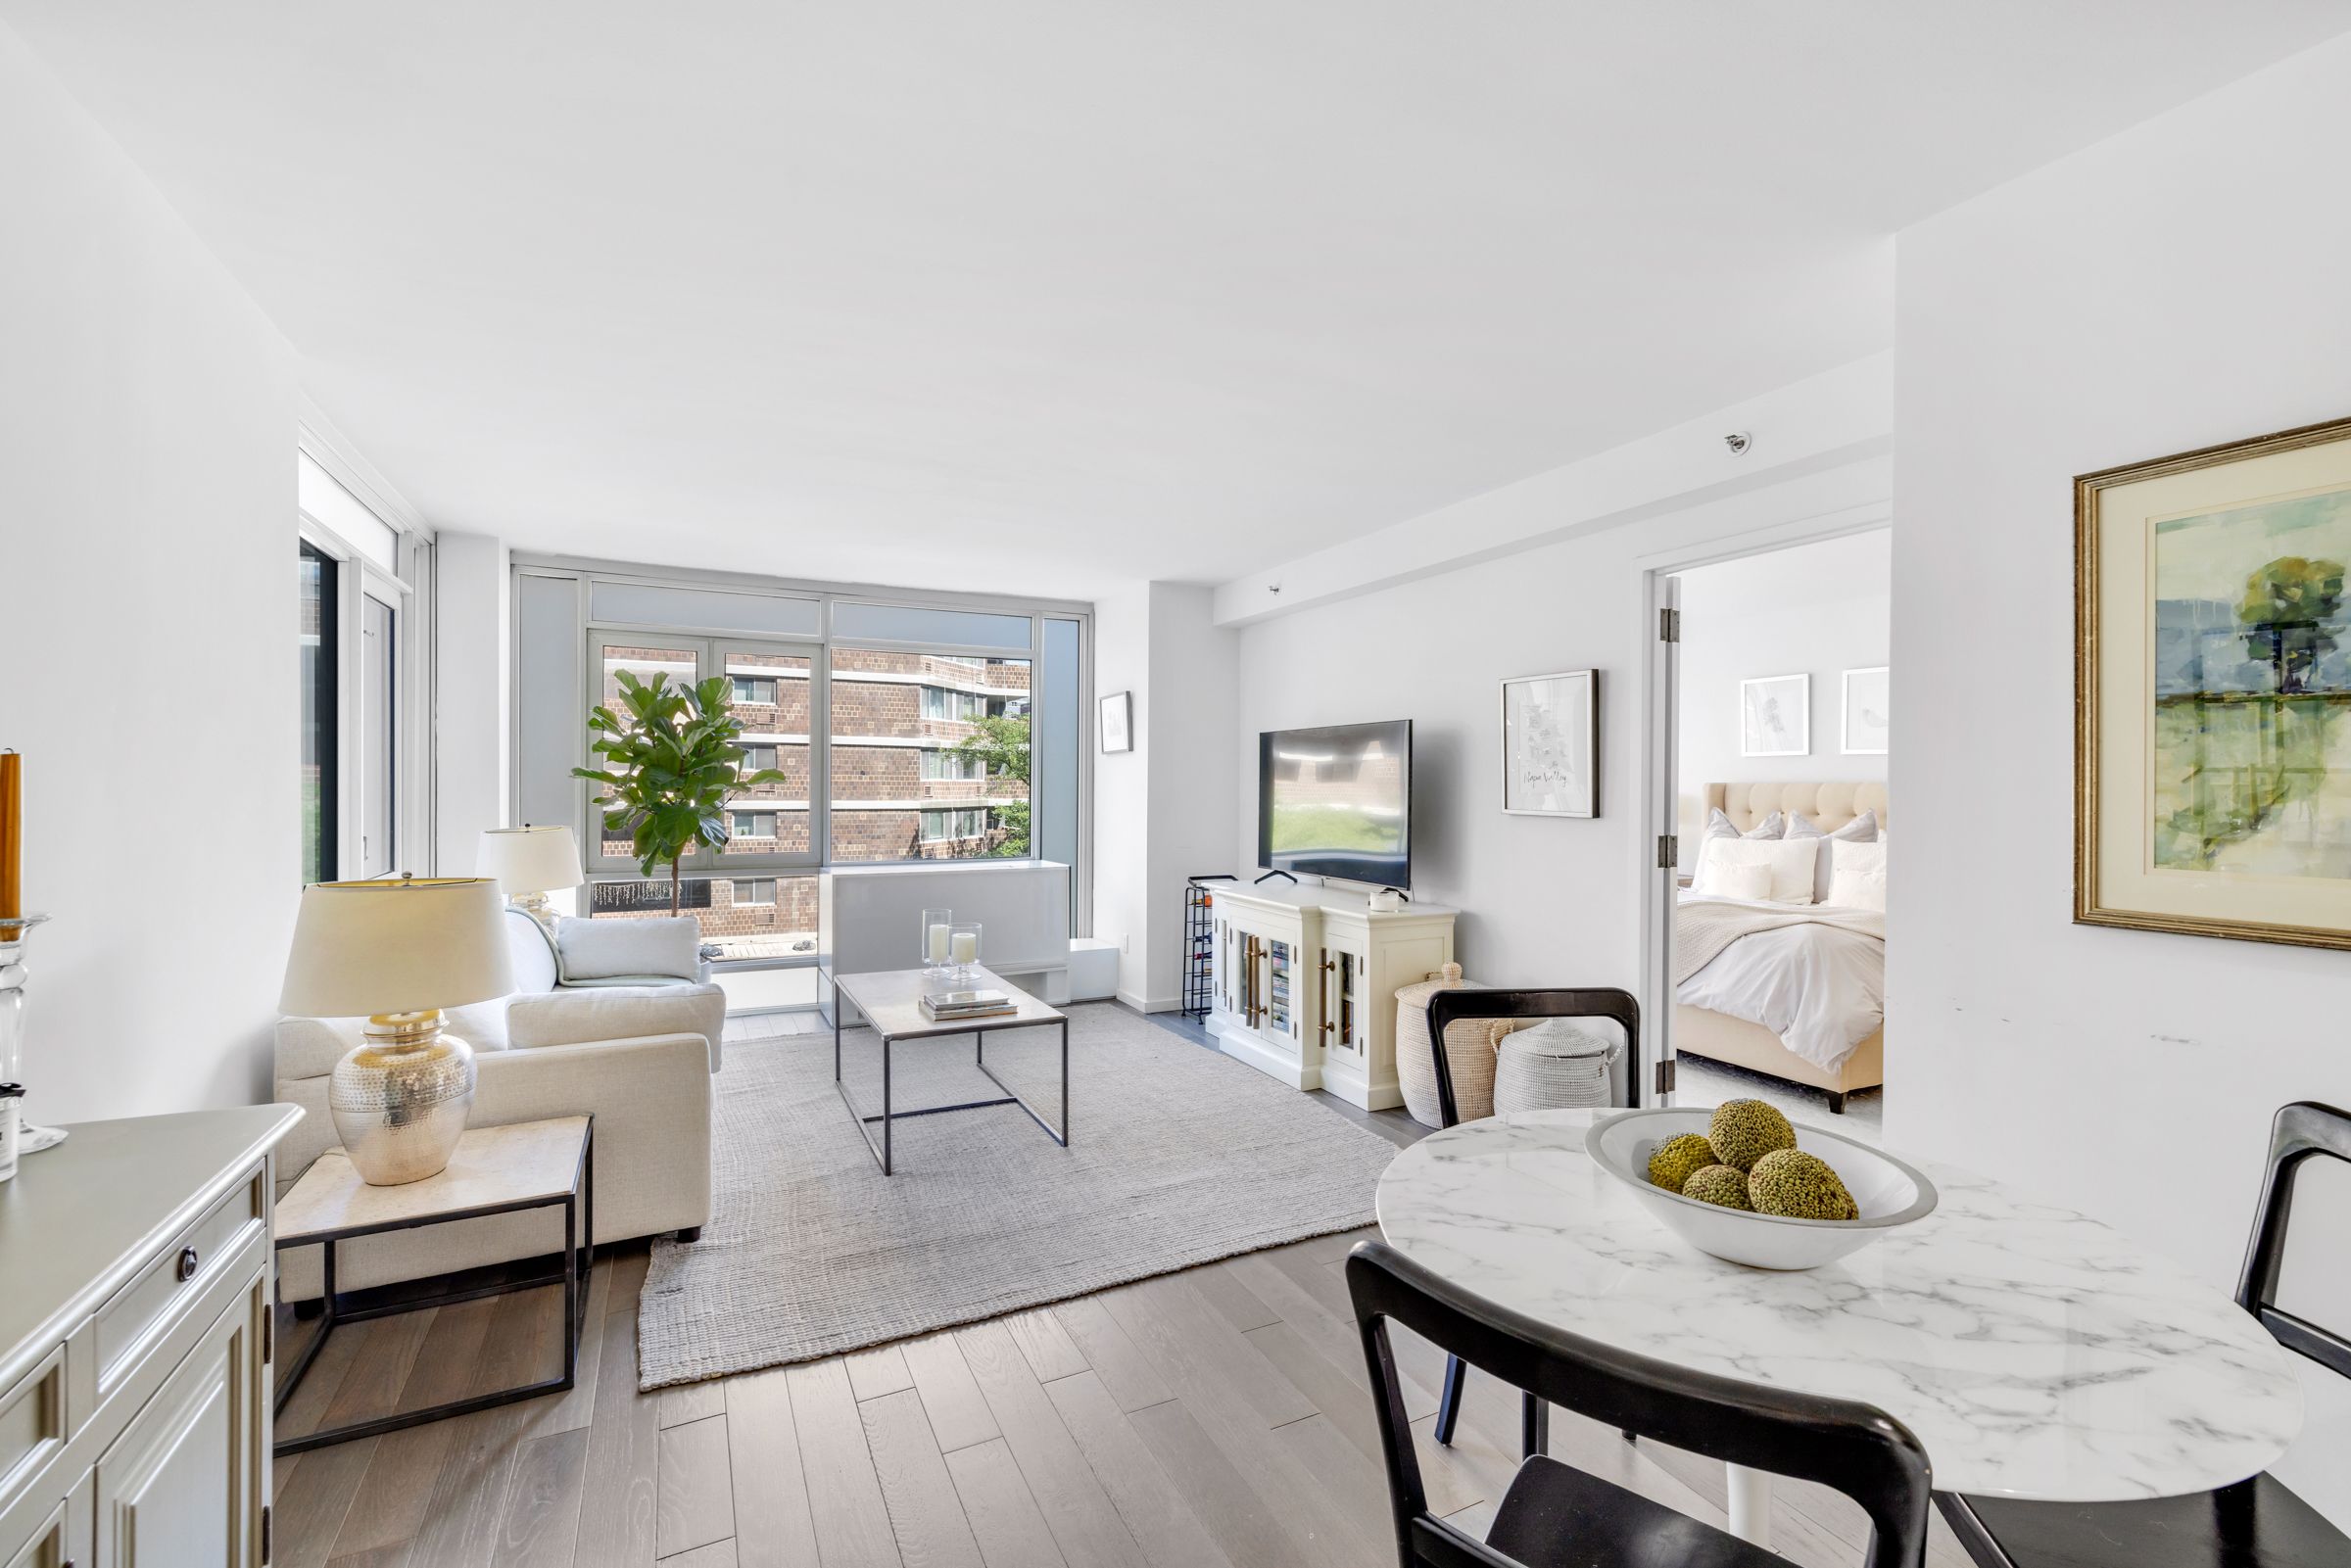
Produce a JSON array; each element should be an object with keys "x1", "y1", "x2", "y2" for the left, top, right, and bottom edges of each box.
[{"x1": 1585, "y1": 1108, "x2": 1939, "y2": 1270}]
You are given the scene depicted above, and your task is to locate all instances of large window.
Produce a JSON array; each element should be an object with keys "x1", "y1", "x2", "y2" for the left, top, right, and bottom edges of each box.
[
  {"x1": 299, "y1": 543, "x2": 337, "y2": 883},
  {"x1": 831, "y1": 650, "x2": 1032, "y2": 863},
  {"x1": 300, "y1": 450, "x2": 417, "y2": 885},
  {"x1": 536, "y1": 578, "x2": 1089, "y2": 968}
]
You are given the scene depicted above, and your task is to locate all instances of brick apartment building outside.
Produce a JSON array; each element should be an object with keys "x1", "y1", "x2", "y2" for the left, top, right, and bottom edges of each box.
[{"x1": 592, "y1": 644, "x2": 1030, "y2": 959}]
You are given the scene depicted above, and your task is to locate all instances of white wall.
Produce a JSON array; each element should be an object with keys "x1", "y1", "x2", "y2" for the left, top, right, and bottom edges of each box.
[
  {"x1": 1091, "y1": 585, "x2": 1151, "y2": 1007},
  {"x1": 1143, "y1": 585, "x2": 1238, "y2": 1008},
  {"x1": 1088, "y1": 583, "x2": 1239, "y2": 1011},
  {"x1": 0, "y1": 20, "x2": 305, "y2": 1119},
  {"x1": 1894, "y1": 32, "x2": 2351, "y2": 1522},
  {"x1": 1675, "y1": 530, "x2": 1889, "y2": 834},
  {"x1": 434, "y1": 530, "x2": 510, "y2": 874}
]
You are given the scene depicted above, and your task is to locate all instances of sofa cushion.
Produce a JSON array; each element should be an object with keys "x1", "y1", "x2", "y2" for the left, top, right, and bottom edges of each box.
[
  {"x1": 507, "y1": 982, "x2": 726, "y2": 1069},
  {"x1": 504, "y1": 908, "x2": 561, "y2": 994},
  {"x1": 555, "y1": 915, "x2": 702, "y2": 981}
]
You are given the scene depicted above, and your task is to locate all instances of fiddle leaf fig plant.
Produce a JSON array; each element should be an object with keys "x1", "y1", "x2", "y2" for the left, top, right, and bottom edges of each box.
[{"x1": 571, "y1": 670, "x2": 788, "y2": 915}]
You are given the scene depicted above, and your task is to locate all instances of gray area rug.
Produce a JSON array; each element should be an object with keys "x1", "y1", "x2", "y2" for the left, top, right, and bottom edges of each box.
[{"x1": 636, "y1": 1002, "x2": 1402, "y2": 1389}]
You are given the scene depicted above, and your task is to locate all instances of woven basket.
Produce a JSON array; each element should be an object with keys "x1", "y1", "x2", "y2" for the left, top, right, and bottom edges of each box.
[
  {"x1": 1395, "y1": 964, "x2": 1498, "y2": 1127},
  {"x1": 1492, "y1": 1019, "x2": 1618, "y2": 1115}
]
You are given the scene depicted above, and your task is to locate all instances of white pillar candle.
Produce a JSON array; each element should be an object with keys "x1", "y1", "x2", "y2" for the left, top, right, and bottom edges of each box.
[
  {"x1": 951, "y1": 930, "x2": 978, "y2": 965},
  {"x1": 928, "y1": 923, "x2": 950, "y2": 963}
]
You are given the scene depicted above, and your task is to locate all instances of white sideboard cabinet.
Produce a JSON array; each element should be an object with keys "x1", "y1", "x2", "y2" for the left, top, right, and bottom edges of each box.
[
  {"x1": 0, "y1": 1105, "x2": 301, "y2": 1568},
  {"x1": 1206, "y1": 881, "x2": 1456, "y2": 1111}
]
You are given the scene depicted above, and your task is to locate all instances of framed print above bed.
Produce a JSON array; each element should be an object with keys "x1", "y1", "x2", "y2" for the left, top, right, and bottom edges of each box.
[
  {"x1": 1500, "y1": 668, "x2": 1598, "y2": 816},
  {"x1": 2077, "y1": 413, "x2": 2351, "y2": 950},
  {"x1": 1740, "y1": 674, "x2": 1809, "y2": 757},
  {"x1": 1842, "y1": 666, "x2": 1890, "y2": 755}
]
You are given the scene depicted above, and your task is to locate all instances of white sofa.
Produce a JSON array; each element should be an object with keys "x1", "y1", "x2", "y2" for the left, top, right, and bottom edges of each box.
[{"x1": 272, "y1": 910, "x2": 725, "y2": 1302}]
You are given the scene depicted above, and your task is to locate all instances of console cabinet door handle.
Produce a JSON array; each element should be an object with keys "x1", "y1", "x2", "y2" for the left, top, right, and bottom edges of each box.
[{"x1": 177, "y1": 1247, "x2": 200, "y2": 1282}]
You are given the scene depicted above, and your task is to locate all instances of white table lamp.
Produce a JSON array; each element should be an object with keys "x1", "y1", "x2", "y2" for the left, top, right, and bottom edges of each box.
[
  {"x1": 477, "y1": 825, "x2": 584, "y2": 926},
  {"x1": 280, "y1": 876, "x2": 514, "y2": 1185}
]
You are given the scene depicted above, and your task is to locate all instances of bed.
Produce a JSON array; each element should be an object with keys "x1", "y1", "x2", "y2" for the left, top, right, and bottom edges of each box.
[{"x1": 1676, "y1": 781, "x2": 1887, "y2": 1113}]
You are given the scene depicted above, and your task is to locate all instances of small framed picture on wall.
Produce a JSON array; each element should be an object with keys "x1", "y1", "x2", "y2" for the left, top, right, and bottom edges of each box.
[
  {"x1": 1740, "y1": 674, "x2": 1809, "y2": 757},
  {"x1": 1500, "y1": 669, "x2": 1599, "y2": 817},
  {"x1": 1099, "y1": 690, "x2": 1133, "y2": 753},
  {"x1": 1842, "y1": 666, "x2": 1890, "y2": 754}
]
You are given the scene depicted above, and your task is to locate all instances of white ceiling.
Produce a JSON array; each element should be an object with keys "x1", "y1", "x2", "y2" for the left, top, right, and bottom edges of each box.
[{"x1": 8, "y1": 3, "x2": 2345, "y2": 599}]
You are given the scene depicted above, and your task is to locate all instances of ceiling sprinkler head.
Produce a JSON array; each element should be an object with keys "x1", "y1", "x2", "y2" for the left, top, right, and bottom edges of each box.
[
  {"x1": 1724, "y1": 431, "x2": 1752, "y2": 456},
  {"x1": 1268, "y1": 583, "x2": 1282, "y2": 594}
]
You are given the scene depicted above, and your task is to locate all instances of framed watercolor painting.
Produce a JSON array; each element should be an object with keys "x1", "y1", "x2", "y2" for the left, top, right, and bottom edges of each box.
[
  {"x1": 1500, "y1": 669, "x2": 1598, "y2": 817},
  {"x1": 2077, "y1": 413, "x2": 2351, "y2": 949},
  {"x1": 1740, "y1": 674, "x2": 1808, "y2": 757},
  {"x1": 1842, "y1": 666, "x2": 1890, "y2": 755}
]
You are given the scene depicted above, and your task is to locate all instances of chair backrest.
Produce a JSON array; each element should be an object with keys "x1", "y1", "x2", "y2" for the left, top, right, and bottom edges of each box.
[
  {"x1": 2235, "y1": 1101, "x2": 2351, "y2": 1379},
  {"x1": 1424, "y1": 988, "x2": 1640, "y2": 1128},
  {"x1": 1347, "y1": 1241, "x2": 1930, "y2": 1568}
]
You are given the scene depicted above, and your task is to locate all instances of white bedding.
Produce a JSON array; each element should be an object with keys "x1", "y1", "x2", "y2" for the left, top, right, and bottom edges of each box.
[{"x1": 1674, "y1": 892, "x2": 1884, "y2": 1070}]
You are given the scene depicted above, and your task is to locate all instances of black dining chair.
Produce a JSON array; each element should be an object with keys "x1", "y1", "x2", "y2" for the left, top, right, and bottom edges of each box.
[
  {"x1": 1936, "y1": 1100, "x2": 2351, "y2": 1568},
  {"x1": 1423, "y1": 987, "x2": 1639, "y2": 1458},
  {"x1": 1349, "y1": 1239, "x2": 1933, "y2": 1568}
]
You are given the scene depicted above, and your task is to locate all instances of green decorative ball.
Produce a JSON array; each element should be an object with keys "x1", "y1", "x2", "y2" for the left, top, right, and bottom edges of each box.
[
  {"x1": 1749, "y1": 1149, "x2": 1859, "y2": 1220},
  {"x1": 1681, "y1": 1164, "x2": 1754, "y2": 1211},
  {"x1": 1708, "y1": 1099, "x2": 1798, "y2": 1173},
  {"x1": 1647, "y1": 1133, "x2": 1718, "y2": 1193}
]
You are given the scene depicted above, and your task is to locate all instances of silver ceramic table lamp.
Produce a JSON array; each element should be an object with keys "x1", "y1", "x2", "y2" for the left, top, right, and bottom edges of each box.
[
  {"x1": 279, "y1": 876, "x2": 514, "y2": 1185},
  {"x1": 476, "y1": 824, "x2": 584, "y2": 929}
]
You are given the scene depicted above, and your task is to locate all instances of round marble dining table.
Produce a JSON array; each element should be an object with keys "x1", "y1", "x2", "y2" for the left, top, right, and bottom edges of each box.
[{"x1": 1375, "y1": 1109, "x2": 2303, "y2": 1547}]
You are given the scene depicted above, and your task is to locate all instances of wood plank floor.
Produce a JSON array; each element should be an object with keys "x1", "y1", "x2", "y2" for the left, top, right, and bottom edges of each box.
[{"x1": 274, "y1": 1227, "x2": 1968, "y2": 1567}]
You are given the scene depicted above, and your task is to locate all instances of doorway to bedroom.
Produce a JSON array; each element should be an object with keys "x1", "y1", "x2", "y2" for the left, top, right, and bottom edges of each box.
[{"x1": 1657, "y1": 529, "x2": 1891, "y2": 1137}]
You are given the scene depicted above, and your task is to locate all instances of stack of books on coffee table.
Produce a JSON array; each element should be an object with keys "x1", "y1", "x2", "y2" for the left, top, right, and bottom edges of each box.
[{"x1": 920, "y1": 987, "x2": 1018, "y2": 1022}]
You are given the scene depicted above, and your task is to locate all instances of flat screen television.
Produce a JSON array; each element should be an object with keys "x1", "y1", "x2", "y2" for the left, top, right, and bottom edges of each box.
[{"x1": 1258, "y1": 720, "x2": 1413, "y2": 888}]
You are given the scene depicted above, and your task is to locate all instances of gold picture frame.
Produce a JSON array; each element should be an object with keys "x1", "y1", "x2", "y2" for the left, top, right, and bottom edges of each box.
[{"x1": 2077, "y1": 413, "x2": 2351, "y2": 949}]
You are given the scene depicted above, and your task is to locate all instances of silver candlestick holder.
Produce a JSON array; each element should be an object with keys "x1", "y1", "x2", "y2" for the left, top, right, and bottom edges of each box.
[{"x1": 0, "y1": 915, "x2": 67, "y2": 1154}]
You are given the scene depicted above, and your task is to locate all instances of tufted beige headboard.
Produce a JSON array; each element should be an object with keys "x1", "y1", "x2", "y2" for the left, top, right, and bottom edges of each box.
[{"x1": 1704, "y1": 781, "x2": 1888, "y2": 834}]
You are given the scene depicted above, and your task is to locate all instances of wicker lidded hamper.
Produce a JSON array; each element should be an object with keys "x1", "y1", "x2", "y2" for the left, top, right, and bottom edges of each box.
[
  {"x1": 1395, "y1": 963, "x2": 1499, "y2": 1128},
  {"x1": 1491, "y1": 1018, "x2": 1618, "y2": 1115}
]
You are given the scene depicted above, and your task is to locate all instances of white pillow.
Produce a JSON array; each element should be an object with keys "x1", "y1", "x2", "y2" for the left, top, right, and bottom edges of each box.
[
  {"x1": 1787, "y1": 809, "x2": 1879, "y2": 902},
  {"x1": 1694, "y1": 837, "x2": 1815, "y2": 904},
  {"x1": 1695, "y1": 807, "x2": 1788, "y2": 885},
  {"x1": 1825, "y1": 839, "x2": 1888, "y2": 912},
  {"x1": 553, "y1": 915, "x2": 703, "y2": 981}
]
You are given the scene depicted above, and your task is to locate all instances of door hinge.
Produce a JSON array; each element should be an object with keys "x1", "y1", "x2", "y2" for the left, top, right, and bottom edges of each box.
[
  {"x1": 1655, "y1": 1058, "x2": 1677, "y2": 1095},
  {"x1": 1655, "y1": 833, "x2": 1678, "y2": 870},
  {"x1": 262, "y1": 1504, "x2": 273, "y2": 1565},
  {"x1": 1658, "y1": 606, "x2": 1681, "y2": 642},
  {"x1": 263, "y1": 1308, "x2": 272, "y2": 1363}
]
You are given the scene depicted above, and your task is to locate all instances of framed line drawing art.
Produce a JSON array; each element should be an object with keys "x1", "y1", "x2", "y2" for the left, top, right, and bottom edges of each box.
[
  {"x1": 1500, "y1": 669, "x2": 1598, "y2": 817},
  {"x1": 1842, "y1": 666, "x2": 1890, "y2": 755},
  {"x1": 1740, "y1": 674, "x2": 1809, "y2": 757},
  {"x1": 1099, "y1": 690, "x2": 1133, "y2": 753},
  {"x1": 2078, "y1": 412, "x2": 2351, "y2": 949}
]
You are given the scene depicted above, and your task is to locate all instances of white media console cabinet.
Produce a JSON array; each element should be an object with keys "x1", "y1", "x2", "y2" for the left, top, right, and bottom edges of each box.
[{"x1": 1206, "y1": 881, "x2": 1457, "y2": 1111}]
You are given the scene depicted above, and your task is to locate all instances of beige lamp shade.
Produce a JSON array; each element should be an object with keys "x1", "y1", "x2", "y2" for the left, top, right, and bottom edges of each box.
[
  {"x1": 279, "y1": 877, "x2": 515, "y2": 1018},
  {"x1": 476, "y1": 825, "x2": 584, "y2": 896}
]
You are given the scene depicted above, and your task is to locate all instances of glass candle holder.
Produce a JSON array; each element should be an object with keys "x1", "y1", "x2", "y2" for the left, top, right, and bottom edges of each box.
[
  {"x1": 919, "y1": 908, "x2": 953, "y2": 971},
  {"x1": 948, "y1": 922, "x2": 983, "y2": 982}
]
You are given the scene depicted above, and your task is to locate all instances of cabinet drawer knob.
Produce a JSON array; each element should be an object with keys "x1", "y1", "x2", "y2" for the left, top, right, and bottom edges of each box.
[{"x1": 176, "y1": 1247, "x2": 200, "y2": 1282}]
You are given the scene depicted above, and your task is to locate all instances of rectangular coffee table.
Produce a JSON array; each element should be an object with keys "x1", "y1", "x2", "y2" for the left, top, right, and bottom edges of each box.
[{"x1": 832, "y1": 966, "x2": 1069, "y2": 1174}]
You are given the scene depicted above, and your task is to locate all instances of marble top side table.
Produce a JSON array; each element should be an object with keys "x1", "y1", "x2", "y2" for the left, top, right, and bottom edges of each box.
[{"x1": 272, "y1": 1114, "x2": 594, "y2": 1454}]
